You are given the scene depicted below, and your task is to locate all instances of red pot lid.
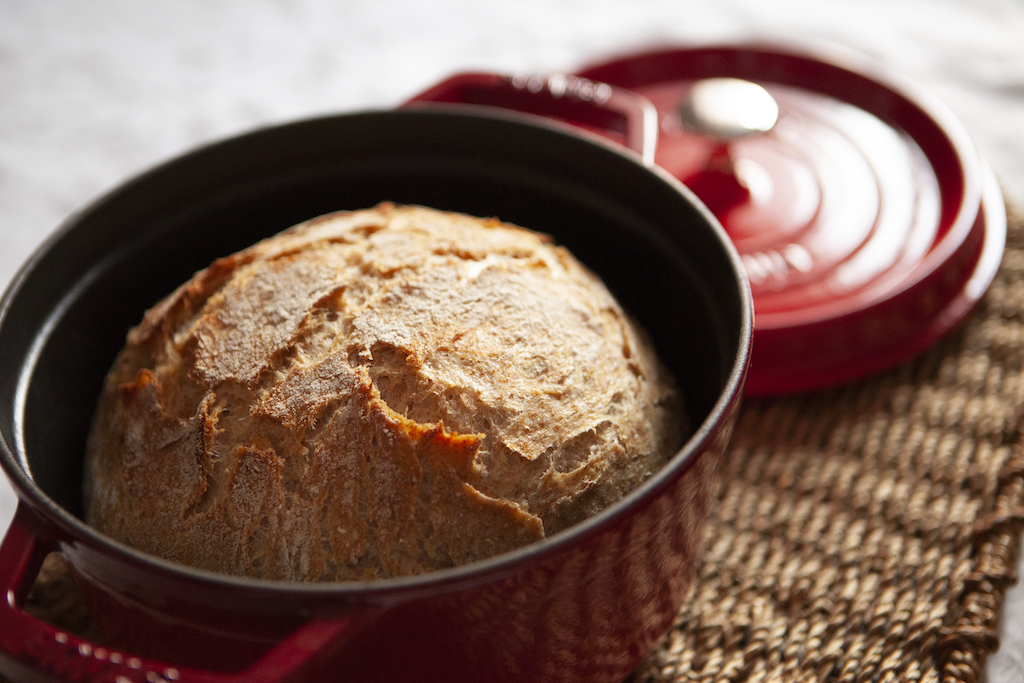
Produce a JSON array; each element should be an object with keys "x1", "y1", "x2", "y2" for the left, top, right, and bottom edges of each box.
[{"x1": 577, "y1": 42, "x2": 1006, "y2": 396}]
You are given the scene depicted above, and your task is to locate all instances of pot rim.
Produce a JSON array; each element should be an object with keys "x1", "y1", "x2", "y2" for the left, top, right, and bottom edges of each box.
[{"x1": 0, "y1": 106, "x2": 752, "y2": 600}]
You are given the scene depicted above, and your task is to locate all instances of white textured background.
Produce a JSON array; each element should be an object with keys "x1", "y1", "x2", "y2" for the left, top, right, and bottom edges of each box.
[{"x1": 2, "y1": 0, "x2": 1023, "y2": 679}]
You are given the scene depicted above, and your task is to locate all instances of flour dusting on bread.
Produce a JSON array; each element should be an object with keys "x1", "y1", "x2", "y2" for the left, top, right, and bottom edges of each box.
[{"x1": 84, "y1": 203, "x2": 685, "y2": 581}]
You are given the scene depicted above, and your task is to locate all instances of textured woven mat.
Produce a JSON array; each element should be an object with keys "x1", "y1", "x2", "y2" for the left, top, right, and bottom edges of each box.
[
  {"x1": 626, "y1": 202, "x2": 1024, "y2": 683},
  {"x1": 14, "y1": 207, "x2": 1024, "y2": 683}
]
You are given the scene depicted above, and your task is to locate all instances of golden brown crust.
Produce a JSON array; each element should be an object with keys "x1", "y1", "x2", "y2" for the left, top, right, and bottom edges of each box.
[{"x1": 84, "y1": 203, "x2": 685, "y2": 581}]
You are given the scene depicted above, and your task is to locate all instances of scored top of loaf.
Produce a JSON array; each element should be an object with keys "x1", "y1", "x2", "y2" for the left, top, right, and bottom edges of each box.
[{"x1": 84, "y1": 203, "x2": 685, "y2": 581}]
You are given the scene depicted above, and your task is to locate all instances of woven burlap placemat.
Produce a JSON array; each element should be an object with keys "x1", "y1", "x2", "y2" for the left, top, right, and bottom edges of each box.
[
  {"x1": 14, "y1": 206, "x2": 1024, "y2": 683},
  {"x1": 626, "y1": 202, "x2": 1024, "y2": 683}
]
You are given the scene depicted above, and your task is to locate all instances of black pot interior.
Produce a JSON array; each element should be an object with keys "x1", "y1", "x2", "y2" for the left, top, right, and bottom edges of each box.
[{"x1": 0, "y1": 108, "x2": 747, "y2": 524}]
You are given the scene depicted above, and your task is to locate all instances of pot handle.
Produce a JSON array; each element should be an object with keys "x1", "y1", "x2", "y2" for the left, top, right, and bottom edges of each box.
[
  {"x1": 404, "y1": 71, "x2": 659, "y2": 167},
  {"x1": 0, "y1": 503, "x2": 355, "y2": 683}
]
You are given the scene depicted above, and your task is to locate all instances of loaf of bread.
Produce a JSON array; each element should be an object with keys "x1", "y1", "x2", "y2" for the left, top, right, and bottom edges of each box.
[{"x1": 84, "y1": 203, "x2": 685, "y2": 581}]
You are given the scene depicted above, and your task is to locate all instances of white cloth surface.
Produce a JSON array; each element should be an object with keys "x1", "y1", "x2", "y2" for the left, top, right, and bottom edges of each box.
[{"x1": 1, "y1": 0, "x2": 1023, "y2": 679}]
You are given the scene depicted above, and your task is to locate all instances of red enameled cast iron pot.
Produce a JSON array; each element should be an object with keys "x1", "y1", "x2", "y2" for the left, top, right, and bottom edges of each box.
[{"x1": 0, "y1": 101, "x2": 751, "y2": 682}]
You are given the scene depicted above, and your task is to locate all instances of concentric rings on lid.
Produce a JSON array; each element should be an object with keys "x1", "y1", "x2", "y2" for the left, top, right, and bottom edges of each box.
[{"x1": 578, "y1": 41, "x2": 1006, "y2": 395}]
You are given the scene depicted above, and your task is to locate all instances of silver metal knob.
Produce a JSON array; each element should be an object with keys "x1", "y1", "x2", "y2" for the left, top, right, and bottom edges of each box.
[{"x1": 677, "y1": 78, "x2": 779, "y2": 140}]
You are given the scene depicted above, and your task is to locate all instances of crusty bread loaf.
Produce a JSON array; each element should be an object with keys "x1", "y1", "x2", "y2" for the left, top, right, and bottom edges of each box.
[{"x1": 84, "y1": 203, "x2": 685, "y2": 581}]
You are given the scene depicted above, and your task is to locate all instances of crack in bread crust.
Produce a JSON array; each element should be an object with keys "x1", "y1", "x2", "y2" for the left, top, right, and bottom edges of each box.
[{"x1": 83, "y1": 203, "x2": 687, "y2": 581}]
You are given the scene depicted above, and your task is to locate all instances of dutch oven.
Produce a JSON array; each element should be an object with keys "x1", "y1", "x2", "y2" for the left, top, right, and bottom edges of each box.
[{"x1": 0, "y1": 86, "x2": 752, "y2": 682}]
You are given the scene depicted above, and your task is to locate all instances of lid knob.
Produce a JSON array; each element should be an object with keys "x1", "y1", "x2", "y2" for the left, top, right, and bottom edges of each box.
[
  {"x1": 676, "y1": 77, "x2": 779, "y2": 140},
  {"x1": 676, "y1": 78, "x2": 779, "y2": 216}
]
